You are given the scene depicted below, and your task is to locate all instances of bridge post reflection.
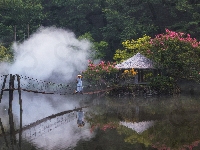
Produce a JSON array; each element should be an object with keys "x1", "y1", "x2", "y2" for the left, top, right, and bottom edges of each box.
[{"x1": 0, "y1": 118, "x2": 9, "y2": 148}]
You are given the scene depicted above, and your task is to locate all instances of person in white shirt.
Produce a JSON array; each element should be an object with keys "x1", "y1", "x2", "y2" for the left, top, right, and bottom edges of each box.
[{"x1": 74, "y1": 75, "x2": 83, "y2": 94}]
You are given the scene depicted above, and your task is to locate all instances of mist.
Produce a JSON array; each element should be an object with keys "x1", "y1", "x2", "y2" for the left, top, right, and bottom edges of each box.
[{"x1": 8, "y1": 26, "x2": 92, "y2": 82}]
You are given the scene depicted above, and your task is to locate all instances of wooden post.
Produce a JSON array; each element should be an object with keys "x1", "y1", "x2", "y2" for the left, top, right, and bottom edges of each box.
[
  {"x1": 0, "y1": 75, "x2": 8, "y2": 103},
  {"x1": 0, "y1": 118, "x2": 9, "y2": 148},
  {"x1": 8, "y1": 74, "x2": 16, "y2": 149},
  {"x1": 17, "y1": 74, "x2": 22, "y2": 149},
  {"x1": 141, "y1": 70, "x2": 144, "y2": 82},
  {"x1": 138, "y1": 70, "x2": 141, "y2": 82}
]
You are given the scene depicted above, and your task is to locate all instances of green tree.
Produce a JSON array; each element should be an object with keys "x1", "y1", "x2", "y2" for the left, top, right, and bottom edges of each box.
[
  {"x1": 0, "y1": 0, "x2": 44, "y2": 43},
  {"x1": 78, "y1": 32, "x2": 108, "y2": 60},
  {"x1": 0, "y1": 45, "x2": 13, "y2": 62},
  {"x1": 41, "y1": 0, "x2": 103, "y2": 36},
  {"x1": 1, "y1": 0, "x2": 200, "y2": 62},
  {"x1": 101, "y1": 0, "x2": 158, "y2": 60},
  {"x1": 113, "y1": 35, "x2": 151, "y2": 63}
]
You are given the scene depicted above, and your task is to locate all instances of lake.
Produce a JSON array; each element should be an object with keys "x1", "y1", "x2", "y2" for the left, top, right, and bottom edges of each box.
[{"x1": 0, "y1": 91, "x2": 200, "y2": 150}]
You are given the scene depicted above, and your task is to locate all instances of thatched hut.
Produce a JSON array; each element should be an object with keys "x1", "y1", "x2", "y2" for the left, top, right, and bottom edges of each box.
[{"x1": 115, "y1": 53, "x2": 158, "y2": 84}]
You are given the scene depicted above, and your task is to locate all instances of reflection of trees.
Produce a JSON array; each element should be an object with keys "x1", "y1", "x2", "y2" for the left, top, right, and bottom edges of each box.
[
  {"x1": 74, "y1": 128, "x2": 153, "y2": 150},
  {"x1": 118, "y1": 119, "x2": 200, "y2": 150},
  {"x1": 85, "y1": 105, "x2": 120, "y2": 132},
  {"x1": 86, "y1": 95, "x2": 200, "y2": 149},
  {"x1": 0, "y1": 138, "x2": 38, "y2": 150},
  {"x1": 148, "y1": 114, "x2": 200, "y2": 149},
  {"x1": 117, "y1": 125, "x2": 152, "y2": 147},
  {"x1": 115, "y1": 96, "x2": 200, "y2": 149},
  {"x1": 85, "y1": 96, "x2": 144, "y2": 129}
]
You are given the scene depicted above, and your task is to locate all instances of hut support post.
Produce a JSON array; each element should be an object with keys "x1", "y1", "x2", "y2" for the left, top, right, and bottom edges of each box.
[{"x1": 141, "y1": 70, "x2": 144, "y2": 82}]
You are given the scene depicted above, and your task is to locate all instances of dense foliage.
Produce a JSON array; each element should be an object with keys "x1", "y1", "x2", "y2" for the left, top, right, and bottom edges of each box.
[
  {"x1": 78, "y1": 32, "x2": 108, "y2": 59},
  {"x1": 0, "y1": 0, "x2": 44, "y2": 44},
  {"x1": 114, "y1": 29, "x2": 200, "y2": 89},
  {"x1": 0, "y1": 45, "x2": 13, "y2": 62},
  {"x1": 113, "y1": 35, "x2": 151, "y2": 63},
  {"x1": 0, "y1": 0, "x2": 200, "y2": 61},
  {"x1": 147, "y1": 29, "x2": 200, "y2": 82},
  {"x1": 1, "y1": 0, "x2": 200, "y2": 92}
]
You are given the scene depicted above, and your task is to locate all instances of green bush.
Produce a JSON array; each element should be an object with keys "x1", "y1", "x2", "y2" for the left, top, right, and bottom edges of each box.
[{"x1": 150, "y1": 76, "x2": 174, "y2": 94}]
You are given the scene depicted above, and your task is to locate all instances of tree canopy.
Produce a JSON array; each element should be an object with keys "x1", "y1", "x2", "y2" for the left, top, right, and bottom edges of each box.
[{"x1": 0, "y1": 0, "x2": 200, "y2": 61}]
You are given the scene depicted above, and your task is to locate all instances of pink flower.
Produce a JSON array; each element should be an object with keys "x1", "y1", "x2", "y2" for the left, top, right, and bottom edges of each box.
[{"x1": 147, "y1": 49, "x2": 151, "y2": 54}]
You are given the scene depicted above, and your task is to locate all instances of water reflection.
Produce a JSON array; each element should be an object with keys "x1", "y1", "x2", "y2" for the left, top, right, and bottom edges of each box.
[
  {"x1": 120, "y1": 121, "x2": 155, "y2": 134},
  {"x1": 1, "y1": 93, "x2": 200, "y2": 150},
  {"x1": 82, "y1": 94, "x2": 200, "y2": 150},
  {"x1": 77, "y1": 109, "x2": 85, "y2": 127},
  {"x1": 0, "y1": 92, "x2": 94, "y2": 149}
]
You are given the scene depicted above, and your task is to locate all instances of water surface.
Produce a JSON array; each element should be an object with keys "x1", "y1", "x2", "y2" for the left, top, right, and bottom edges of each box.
[{"x1": 0, "y1": 92, "x2": 200, "y2": 150}]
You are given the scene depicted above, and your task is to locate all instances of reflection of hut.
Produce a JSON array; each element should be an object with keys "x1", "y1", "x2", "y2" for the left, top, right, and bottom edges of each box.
[
  {"x1": 115, "y1": 53, "x2": 158, "y2": 84},
  {"x1": 120, "y1": 120, "x2": 155, "y2": 134}
]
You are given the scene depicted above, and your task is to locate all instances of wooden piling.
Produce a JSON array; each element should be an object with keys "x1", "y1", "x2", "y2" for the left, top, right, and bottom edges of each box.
[
  {"x1": 0, "y1": 75, "x2": 8, "y2": 103},
  {"x1": 17, "y1": 74, "x2": 22, "y2": 149},
  {"x1": 8, "y1": 74, "x2": 16, "y2": 149},
  {"x1": 0, "y1": 118, "x2": 9, "y2": 148}
]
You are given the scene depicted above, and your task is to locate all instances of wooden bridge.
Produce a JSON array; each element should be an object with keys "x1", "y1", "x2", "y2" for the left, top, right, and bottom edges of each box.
[{"x1": 0, "y1": 74, "x2": 115, "y2": 149}]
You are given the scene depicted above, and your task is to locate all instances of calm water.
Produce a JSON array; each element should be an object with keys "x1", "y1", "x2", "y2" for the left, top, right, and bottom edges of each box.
[{"x1": 0, "y1": 92, "x2": 200, "y2": 150}]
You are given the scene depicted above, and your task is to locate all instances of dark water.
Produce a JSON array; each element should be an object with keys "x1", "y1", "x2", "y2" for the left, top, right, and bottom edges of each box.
[{"x1": 1, "y1": 92, "x2": 200, "y2": 150}]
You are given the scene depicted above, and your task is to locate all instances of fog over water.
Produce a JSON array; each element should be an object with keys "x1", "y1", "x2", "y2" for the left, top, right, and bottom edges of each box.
[{"x1": 0, "y1": 27, "x2": 94, "y2": 149}]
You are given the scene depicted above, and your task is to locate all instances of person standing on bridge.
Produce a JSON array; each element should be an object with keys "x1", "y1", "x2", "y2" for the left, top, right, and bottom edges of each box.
[{"x1": 74, "y1": 75, "x2": 83, "y2": 94}]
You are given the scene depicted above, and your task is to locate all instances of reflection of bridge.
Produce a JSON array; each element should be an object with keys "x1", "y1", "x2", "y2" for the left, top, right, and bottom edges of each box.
[
  {"x1": 17, "y1": 106, "x2": 87, "y2": 141},
  {"x1": 0, "y1": 74, "x2": 112, "y2": 149},
  {"x1": 0, "y1": 106, "x2": 88, "y2": 149}
]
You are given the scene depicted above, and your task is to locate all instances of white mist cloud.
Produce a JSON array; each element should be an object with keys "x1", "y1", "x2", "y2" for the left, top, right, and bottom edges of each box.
[{"x1": 8, "y1": 26, "x2": 92, "y2": 82}]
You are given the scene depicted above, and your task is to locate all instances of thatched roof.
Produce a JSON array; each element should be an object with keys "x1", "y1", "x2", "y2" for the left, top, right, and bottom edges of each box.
[{"x1": 115, "y1": 53, "x2": 154, "y2": 69}]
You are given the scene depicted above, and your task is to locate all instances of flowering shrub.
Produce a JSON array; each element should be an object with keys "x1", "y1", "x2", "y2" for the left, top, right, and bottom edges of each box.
[
  {"x1": 114, "y1": 29, "x2": 200, "y2": 88},
  {"x1": 82, "y1": 60, "x2": 119, "y2": 85},
  {"x1": 147, "y1": 29, "x2": 200, "y2": 81}
]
